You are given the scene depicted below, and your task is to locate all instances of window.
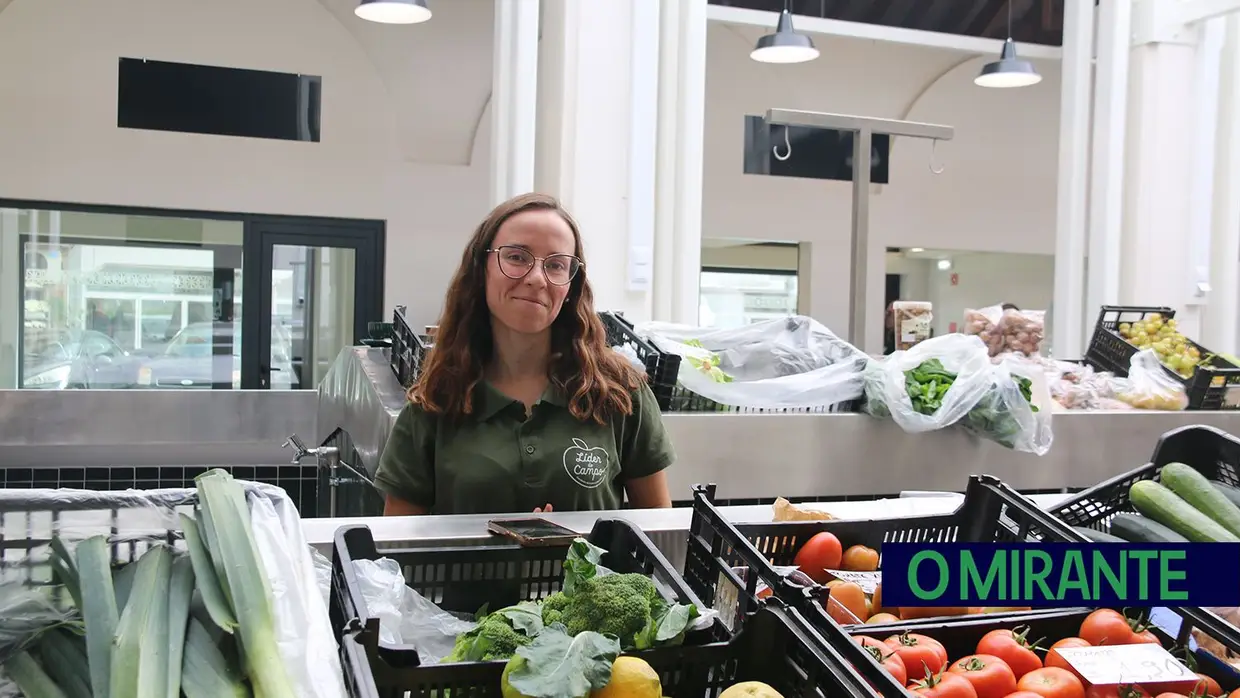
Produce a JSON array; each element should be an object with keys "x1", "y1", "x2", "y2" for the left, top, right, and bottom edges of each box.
[{"x1": 699, "y1": 269, "x2": 799, "y2": 328}]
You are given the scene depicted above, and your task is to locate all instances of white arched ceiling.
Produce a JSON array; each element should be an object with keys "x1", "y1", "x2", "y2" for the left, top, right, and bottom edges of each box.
[{"x1": 315, "y1": 0, "x2": 494, "y2": 166}]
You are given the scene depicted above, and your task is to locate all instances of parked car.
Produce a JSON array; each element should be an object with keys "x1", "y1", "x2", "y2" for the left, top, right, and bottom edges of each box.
[
  {"x1": 22, "y1": 329, "x2": 141, "y2": 389},
  {"x1": 137, "y1": 321, "x2": 295, "y2": 389}
]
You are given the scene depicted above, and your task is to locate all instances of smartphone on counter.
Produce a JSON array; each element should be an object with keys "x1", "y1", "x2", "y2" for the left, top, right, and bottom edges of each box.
[{"x1": 487, "y1": 517, "x2": 580, "y2": 547}]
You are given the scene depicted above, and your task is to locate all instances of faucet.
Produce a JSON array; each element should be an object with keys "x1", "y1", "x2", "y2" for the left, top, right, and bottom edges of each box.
[{"x1": 283, "y1": 433, "x2": 347, "y2": 516}]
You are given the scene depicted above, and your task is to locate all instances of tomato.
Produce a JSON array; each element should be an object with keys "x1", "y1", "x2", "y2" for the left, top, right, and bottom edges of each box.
[
  {"x1": 1007, "y1": 693, "x2": 1051, "y2": 698},
  {"x1": 841, "y1": 544, "x2": 880, "y2": 571},
  {"x1": 884, "y1": 631, "x2": 948, "y2": 682},
  {"x1": 1193, "y1": 674, "x2": 1222, "y2": 698},
  {"x1": 856, "y1": 635, "x2": 907, "y2": 685},
  {"x1": 1079, "y1": 609, "x2": 1137, "y2": 646},
  {"x1": 899, "y1": 607, "x2": 972, "y2": 620},
  {"x1": 976, "y1": 627, "x2": 1044, "y2": 680},
  {"x1": 1044, "y1": 638, "x2": 1090, "y2": 680},
  {"x1": 1015, "y1": 667, "x2": 1086, "y2": 698},
  {"x1": 948, "y1": 654, "x2": 1018, "y2": 698},
  {"x1": 1086, "y1": 685, "x2": 1151, "y2": 698},
  {"x1": 794, "y1": 532, "x2": 843, "y2": 583},
  {"x1": 1154, "y1": 694, "x2": 1190, "y2": 698},
  {"x1": 828, "y1": 581, "x2": 870, "y2": 622},
  {"x1": 867, "y1": 612, "x2": 900, "y2": 624},
  {"x1": 1146, "y1": 674, "x2": 1219, "y2": 698},
  {"x1": 1129, "y1": 630, "x2": 1161, "y2": 646},
  {"x1": 910, "y1": 670, "x2": 979, "y2": 698}
]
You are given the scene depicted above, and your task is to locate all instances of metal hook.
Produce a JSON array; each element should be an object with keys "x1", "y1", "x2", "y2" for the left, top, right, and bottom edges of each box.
[
  {"x1": 928, "y1": 139, "x2": 945, "y2": 175},
  {"x1": 773, "y1": 126, "x2": 792, "y2": 161}
]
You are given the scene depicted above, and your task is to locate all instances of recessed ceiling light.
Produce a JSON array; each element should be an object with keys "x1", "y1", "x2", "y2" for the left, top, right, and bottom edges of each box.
[{"x1": 355, "y1": 0, "x2": 431, "y2": 25}]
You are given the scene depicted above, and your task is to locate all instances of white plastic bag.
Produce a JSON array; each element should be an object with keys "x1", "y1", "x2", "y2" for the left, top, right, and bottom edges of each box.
[
  {"x1": 1113, "y1": 349, "x2": 1189, "y2": 410},
  {"x1": 636, "y1": 316, "x2": 867, "y2": 410},
  {"x1": 960, "y1": 356, "x2": 1054, "y2": 455},
  {"x1": 351, "y1": 558, "x2": 477, "y2": 663},
  {"x1": 863, "y1": 333, "x2": 994, "y2": 432}
]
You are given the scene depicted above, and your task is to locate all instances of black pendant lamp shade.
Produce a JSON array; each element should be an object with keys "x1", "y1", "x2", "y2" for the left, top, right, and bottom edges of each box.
[
  {"x1": 750, "y1": 9, "x2": 819, "y2": 64},
  {"x1": 975, "y1": 38, "x2": 1042, "y2": 88},
  {"x1": 355, "y1": 0, "x2": 432, "y2": 24}
]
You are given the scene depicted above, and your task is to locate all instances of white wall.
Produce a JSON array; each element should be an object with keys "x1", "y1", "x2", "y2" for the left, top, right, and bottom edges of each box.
[
  {"x1": 0, "y1": 0, "x2": 494, "y2": 328},
  {"x1": 703, "y1": 23, "x2": 1061, "y2": 350}
]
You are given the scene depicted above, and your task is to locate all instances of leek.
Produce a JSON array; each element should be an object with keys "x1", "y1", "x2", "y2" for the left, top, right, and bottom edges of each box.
[
  {"x1": 113, "y1": 562, "x2": 137, "y2": 610},
  {"x1": 196, "y1": 469, "x2": 295, "y2": 698},
  {"x1": 75, "y1": 535, "x2": 118, "y2": 698},
  {"x1": 3, "y1": 650, "x2": 68, "y2": 698},
  {"x1": 48, "y1": 537, "x2": 81, "y2": 611},
  {"x1": 181, "y1": 617, "x2": 249, "y2": 698},
  {"x1": 179, "y1": 512, "x2": 237, "y2": 635},
  {"x1": 110, "y1": 545, "x2": 171, "y2": 698},
  {"x1": 168, "y1": 554, "x2": 196, "y2": 698},
  {"x1": 37, "y1": 629, "x2": 93, "y2": 698}
]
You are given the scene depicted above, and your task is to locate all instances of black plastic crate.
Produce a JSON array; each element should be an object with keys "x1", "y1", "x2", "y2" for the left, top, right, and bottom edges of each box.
[
  {"x1": 339, "y1": 599, "x2": 882, "y2": 698},
  {"x1": 1049, "y1": 424, "x2": 1240, "y2": 531},
  {"x1": 1085, "y1": 305, "x2": 1240, "y2": 410},
  {"x1": 684, "y1": 476, "x2": 1091, "y2": 697},
  {"x1": 389, "y1": 305, "x2": 431, "y2": 389},
  {"x1": 847, "y1": 607, "x2": 1240, "y2": 692},
  {"x1": 329, "y1": 518, "x2": 734, "y2": 694},
  {"x1": 600, "y1": 311, "x2": 680, "y2": 411}
]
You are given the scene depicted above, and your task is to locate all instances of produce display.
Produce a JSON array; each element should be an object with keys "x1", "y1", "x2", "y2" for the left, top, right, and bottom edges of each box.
[
  {"x1": 965, "y1": 306, "x2": 1046, "y2": 357},
  {"x1": 1080, "y1": 464, "x2": 1240, "y2": 544},
  {"x1": 853, "y1": 610, "x2": 1229, "y2": 698},
  {"x1": 1116, "y1": 314, "x2": 1203, "y2": 379},
  {"x1": 0, "y1": 469, "x2": 302, "y2": 698},
  {"x1": 891, "y1": 357, "x2": 1038, "y2": 450}
]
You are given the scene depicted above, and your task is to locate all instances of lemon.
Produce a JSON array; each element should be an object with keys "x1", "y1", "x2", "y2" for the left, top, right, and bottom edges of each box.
[
  {"x1": 592, "y1": 657, "x2": 661, "y2": 698},
  {"x1": 501, "y1": 657, "x2": 534, "y2": 698},
  {"x1": 718, "y1": 682, "x2": 784, "y2": 698}
]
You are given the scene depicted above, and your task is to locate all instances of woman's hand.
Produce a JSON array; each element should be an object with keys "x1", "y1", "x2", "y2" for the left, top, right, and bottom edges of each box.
[{"x1": 534, "y1": 503, "x2": 554, "y2": 513}]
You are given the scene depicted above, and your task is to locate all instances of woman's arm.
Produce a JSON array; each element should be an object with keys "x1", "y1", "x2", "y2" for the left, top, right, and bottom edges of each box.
[
  {"x1": 625, "y1": 470, "x2": 672, "y2": 509},
  {"x1": 383, "y1": 495, "x2": 429, "y2": 516}
]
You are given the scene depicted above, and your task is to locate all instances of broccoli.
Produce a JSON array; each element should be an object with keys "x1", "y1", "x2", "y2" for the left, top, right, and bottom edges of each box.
[
  {"x1": 540, "y1": 591, "x2": 570, "y2": 627},
  {"x1": 556, "y1": 573, "x2": 663, "y2": 648},
  {"x1": 443, "y1": 604, "x2": 541, "y2": 663}
]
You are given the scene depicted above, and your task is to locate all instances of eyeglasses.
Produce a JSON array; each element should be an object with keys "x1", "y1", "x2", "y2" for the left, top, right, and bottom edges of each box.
[{"x1": 487, "y1": 246, "x2": 583, "y2": 286}]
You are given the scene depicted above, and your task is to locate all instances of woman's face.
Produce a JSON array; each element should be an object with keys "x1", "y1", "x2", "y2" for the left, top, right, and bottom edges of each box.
[{"x1": 485, "y1": 209, "x2": 578, "y2": 335}]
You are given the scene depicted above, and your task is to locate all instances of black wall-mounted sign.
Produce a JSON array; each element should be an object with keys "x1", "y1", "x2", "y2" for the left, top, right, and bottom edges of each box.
[
  {"x1": 118, "y1": 58, "x2": 322, "y2": 142},
  {"x1": 743, "y1": 115, "x2": 890, "y2": 184}
]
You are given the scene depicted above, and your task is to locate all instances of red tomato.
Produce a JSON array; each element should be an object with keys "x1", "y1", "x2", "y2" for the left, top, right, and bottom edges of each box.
[
  {"x1": 1194, "y1": 674, "x2": 1222, "y2": 698},
  {"x1": 910, "y1": 670, "x2": 980, "y2": 698},
  {"x1": 856, "y1": 635, "x2": 908, "y2": 685},
  {"x1": 1079, "y1": 609, "x2": 1137, "y2": 646},
  {"x1": 884, "y1": 631, "x2": 948, "y2": 682},
  {"x1": 948, "y1": 654, "x2": 1018, "y2": 698},
  {"x1": 1146, "y1": 674, "x2": 1220, "y2": 698},
  {"x1": 1045, "y1": 638, "x2": 1090, "y2": 680},
  {"x1": 1154, "y1": 694, "x2": 1190, "y2": 698},
  {"x1": 976, "y1": 627, "x2": 1044, "y2": 679},
  {"x1": 1129, "y1": 630, "x2": 1161, "y2": 646},
  {"x1": 1015, "y1": 668, "x2": 1086, "y2": 698},
  {"x1": 793, "y1": 532, "x2": 843, "y2": 583},
  {"x1": 1007, "y1": 693, "x2": 1051, "y2": 698},
  {"x1": 1086, "y1": 684, "x2": 1152, "y2": 698}
]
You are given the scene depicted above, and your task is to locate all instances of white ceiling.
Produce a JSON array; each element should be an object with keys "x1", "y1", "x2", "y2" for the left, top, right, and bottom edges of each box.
[{"x1": 313, "y1": 0, "x2": 494, "y2": 166}]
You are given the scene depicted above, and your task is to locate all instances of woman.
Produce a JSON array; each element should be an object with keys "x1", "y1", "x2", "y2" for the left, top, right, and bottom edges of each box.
[{"x1": 375, "y1": 193, "x2": 675, "y2": 516}]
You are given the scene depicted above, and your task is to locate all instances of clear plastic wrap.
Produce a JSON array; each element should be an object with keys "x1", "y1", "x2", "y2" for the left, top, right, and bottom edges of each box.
[
  {"x1": 636, "y1": 316, "x2": 867, "y2": 410},
  {"x1": 1113, "y1": 349, "x2": 1190, "y2": 410},
  {"x1": 965, "y1": 305, "x2": 1046, "y2": 356},
  {"x1": 351, "y1": 557, "x2": 477, "y2": 663},
  {"x1": 961, "y1": 356, "x2": 1054, "y2": 455},
  {"x1": 863, "y1": 333, "x2": 995, "y2": 432},
  {"x1": 0, "y1": 482, "x2": 349, "y2": 698}
]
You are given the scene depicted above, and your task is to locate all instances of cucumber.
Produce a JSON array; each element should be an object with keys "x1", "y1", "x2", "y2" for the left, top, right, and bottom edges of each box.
[
  {"x1": 1074, "y1": 526, "x2": 1126, "y2": 543},
  {"x1": 1109, "y1": 512, "x2": 1189, "y2": 543},
  {"x1": 1129, "y1": 480, "x2": 1240, "y2": 542},
  {"x1": 1210, "y1": 480, "x2": 1240, "y2": 510},
  {"x1": 1160, "y1": 463, "x2": 1240, "y2": 538}
]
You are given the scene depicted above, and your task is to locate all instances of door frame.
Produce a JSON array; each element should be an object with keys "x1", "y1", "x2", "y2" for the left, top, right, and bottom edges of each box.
[
  {"x1": 2, "y1": 199, "x2": 385, "y2": 390},
  {"x1": 241, "y1": 219, "x2": 384, "y2": 389}
]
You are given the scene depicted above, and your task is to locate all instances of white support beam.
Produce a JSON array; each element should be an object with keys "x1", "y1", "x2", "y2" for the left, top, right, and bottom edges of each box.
[
  {"x1": 706, "y1": 4, "x2": 1064, "y2": 60},
  {"x1": 1052, "y1": 0, "x2": 1094, "y2": 358},
  {"x1": 1203, "y1": 14, "x2": 1240, "y2": 350},
  {"x1": 1180, "y1": 0, "x2": 1240, "y2": 26},
  {"x1": 1086, "y1": 0, "x2": 1132, "y2": 322},
  {"x1": 490, "y1": 0, "x2": 539, "y2": 205}
]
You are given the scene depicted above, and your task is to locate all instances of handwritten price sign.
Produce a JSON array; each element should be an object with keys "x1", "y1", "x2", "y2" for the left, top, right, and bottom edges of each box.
[
  {"x1": 825, "y1": 569, "x2": 881, "y2": 594},
  {"x1": 1055, "y1": 643, "x2": 1195, "y2": 686}
]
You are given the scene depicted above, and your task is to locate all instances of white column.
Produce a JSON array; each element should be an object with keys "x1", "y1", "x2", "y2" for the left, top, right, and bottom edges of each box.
[
  {"x1": 0, "y1": 208, "x2": 18, "y2": 388},
  {"x1": 1204, "y1": 14, "x2": 1240, "y2": 350},
  {"x1": 1051, "y1": 0, "x2": 1094, "y2": 358},
  {"x1": 490, "y1": 0, "x2": 539, "y2": 206},
  {"x1": 1085, "y1": 0, "x2": 1132, "y2": 328},
  {"x1": 670, "y1": 0, "x2": 707, "y2": 325},
  {"x1": 535, "y1": 0, "x2": 659, "y2": 321}
]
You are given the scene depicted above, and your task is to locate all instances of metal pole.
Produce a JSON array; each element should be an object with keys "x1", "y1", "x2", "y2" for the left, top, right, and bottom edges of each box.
[{"x1": 850, "y1": 128, "x2": 873, "y2": 347}]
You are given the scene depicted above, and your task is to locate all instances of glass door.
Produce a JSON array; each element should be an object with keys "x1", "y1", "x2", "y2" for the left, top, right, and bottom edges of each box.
[{"x1": 242, "y1": 221, "x2": 383, "y2": 389}]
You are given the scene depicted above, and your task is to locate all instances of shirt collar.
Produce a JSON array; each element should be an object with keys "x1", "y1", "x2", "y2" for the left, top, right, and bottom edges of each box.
[{"x1": 473, "y1": 381, "x2": 567, "y2": 422}]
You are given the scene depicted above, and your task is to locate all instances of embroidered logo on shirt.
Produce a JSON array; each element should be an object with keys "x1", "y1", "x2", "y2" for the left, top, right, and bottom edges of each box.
[{"x1": 563, "y1": 438, "x2": 610, "y2": 489}]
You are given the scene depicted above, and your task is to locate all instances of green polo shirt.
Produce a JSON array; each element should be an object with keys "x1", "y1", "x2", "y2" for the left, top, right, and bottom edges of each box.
[{"x1": 374, "y1": 380, "x2": 675, "y2": 515}]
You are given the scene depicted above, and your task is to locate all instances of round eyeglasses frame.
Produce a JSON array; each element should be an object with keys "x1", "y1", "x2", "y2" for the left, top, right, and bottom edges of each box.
[{"x1": 486, "y1": 246, "x2": 583, "y2": 286}]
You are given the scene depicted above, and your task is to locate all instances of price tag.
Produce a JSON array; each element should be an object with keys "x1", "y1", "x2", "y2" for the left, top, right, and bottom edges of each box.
[
  {"x1": 1055, "y1": 644, "x2": 1196, "y2": 686},
  {"x1": 825, "y1": 569, "x2": 881, "y2": 594},
  {"x1": 713, "y1": 570, "x2": 740, "y2": 633}
]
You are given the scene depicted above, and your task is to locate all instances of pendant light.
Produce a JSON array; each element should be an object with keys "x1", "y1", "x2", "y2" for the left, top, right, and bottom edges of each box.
[
  {"x1": 355, "y1": 0, "x2": 431, "y2": 25},
  {"x1": 751, "y1": 2, "x2": 819, "y2": 64},
  {"x1": 975, "y1": 0, "x2": 1041, "y2": 88}
]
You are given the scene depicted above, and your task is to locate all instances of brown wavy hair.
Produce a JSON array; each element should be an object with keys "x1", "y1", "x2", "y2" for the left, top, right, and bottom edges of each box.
[{"x1": 409, "y1": 193, "x2": 644, "y2": 424}]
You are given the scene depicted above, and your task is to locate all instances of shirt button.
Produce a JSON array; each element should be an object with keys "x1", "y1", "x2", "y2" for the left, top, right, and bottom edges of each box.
[{"x1": 525, "y1": 445, "x2": 535, "y2": 454}]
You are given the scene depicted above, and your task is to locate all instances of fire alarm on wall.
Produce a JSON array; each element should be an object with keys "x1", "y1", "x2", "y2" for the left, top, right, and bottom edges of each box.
[{"x1": 950, "y1": 273, "x2": 959, "y2": 286}]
